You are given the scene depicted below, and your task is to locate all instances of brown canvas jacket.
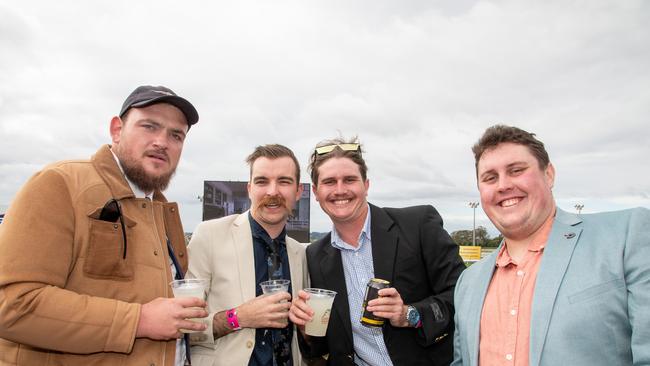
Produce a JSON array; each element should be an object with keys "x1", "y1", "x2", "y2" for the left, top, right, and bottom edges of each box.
[{"x1": 0, "y1": 144, "x2": 188, "y2": 366}]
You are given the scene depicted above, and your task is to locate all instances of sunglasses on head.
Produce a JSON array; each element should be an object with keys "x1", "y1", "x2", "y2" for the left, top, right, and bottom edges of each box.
[
  {"x1": 314, "y1": 143, "x2": 360, "y2": 155},
  {"x1": 100, "y1": 199, "x2": 128, "y2": 259}
]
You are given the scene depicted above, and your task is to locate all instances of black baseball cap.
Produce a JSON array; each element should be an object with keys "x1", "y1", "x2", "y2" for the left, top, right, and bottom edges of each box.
[{"x1": 119, "y1": 85, "x2": 199, "y2": 127}]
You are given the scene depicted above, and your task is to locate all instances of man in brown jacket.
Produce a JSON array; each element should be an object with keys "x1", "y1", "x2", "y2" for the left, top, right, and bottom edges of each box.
[{"x1": 0, "y1": 85, "x2": 208, "y2": 366}]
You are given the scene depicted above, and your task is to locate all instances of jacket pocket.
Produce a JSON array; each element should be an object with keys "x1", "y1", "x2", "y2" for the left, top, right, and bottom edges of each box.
[
  {"x1": 568, "y1": 278, "x2": 625, "y2": 304},
  {"x1": 83, "y1": 215, "x2": 136, "y2": 281}
]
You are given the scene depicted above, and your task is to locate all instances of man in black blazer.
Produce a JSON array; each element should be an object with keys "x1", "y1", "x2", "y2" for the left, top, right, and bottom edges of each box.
[{"x1": 289, "y1": 138, "x2": 465, "y2": 365}]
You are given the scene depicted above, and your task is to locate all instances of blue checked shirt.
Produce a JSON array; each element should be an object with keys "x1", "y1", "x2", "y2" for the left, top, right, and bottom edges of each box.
[{"x1": 330, "y1": 206, "x2": 394, "y2": 366}]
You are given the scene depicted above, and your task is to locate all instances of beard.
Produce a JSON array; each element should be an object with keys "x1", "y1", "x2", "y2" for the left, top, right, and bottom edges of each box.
[{"x1": 116, "y1": 148, "x2": 176, "y2": 193}]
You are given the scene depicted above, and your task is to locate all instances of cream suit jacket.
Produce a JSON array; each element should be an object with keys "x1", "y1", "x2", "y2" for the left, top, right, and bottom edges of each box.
[{"x1": 186, "y1": 212, "x2": 309, "y2": 366}]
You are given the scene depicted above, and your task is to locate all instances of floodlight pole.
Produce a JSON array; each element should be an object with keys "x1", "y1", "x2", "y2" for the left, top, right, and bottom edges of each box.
[{"x1": 468, "y1": 202, "x2": 480, "y2": 246}]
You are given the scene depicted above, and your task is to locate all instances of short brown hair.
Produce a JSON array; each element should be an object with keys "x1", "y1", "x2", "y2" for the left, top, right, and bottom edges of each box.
[
  {"x1": 472, "y1": 125, "x2": 550, "y2": 173},
  {"x1": 246, "y1": 144, "x2": 301, "y2": 183},
  {"x1": 308, "y1": 137, "x2": 368, "y2": 185}
]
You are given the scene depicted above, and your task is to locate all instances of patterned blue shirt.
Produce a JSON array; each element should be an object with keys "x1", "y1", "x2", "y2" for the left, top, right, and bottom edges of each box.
[
  {"x1": 249, "y1": 214, "x2": 293, "y2": 366},
  {"x1": 330, "y1": 206, "x2": 393, "y2": 366}
]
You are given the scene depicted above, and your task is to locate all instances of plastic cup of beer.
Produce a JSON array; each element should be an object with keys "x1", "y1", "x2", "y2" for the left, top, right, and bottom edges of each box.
[
  {"x1": 304, "y1": 288, "x2": 337, "y2": 337},
  {"x1": 261, "y1": 279, "x2": 291, "y2": 327},
  {"x1": 260, "y1": 279, "x2": 290, "y2": 295},
  {"x1": 170, "y1": 278, "x2": 209, "y2": 333}
]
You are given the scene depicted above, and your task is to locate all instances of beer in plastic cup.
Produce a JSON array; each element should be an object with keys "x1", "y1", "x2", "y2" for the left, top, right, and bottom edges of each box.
[
  {"x1": 260, "y1": 279, "x2": 290, "y2": 295},
  {"x1": 170, "y1": 278, "x2": 209, "y2": 333},
  {"x1": 304, "y1": 288, "x2": 337, "y2": 337},
  {"x1": 261, "y1": 279, "x2": 291, "y2": 326}
]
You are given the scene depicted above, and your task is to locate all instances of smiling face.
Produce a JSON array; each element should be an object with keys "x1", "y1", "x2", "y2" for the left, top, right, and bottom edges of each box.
[
  {"x1": 313, "y1": 157, "x2": 369, "y2": 227},
  {"x1": 477, "y1": 142, "x2": 556, "y2": 241},
  {"x1": 110, "y1": 103, "x2": 187, "y2": 193},
  {"x1": 248, "y1": 156, "x2": 303, "y2": 234}
]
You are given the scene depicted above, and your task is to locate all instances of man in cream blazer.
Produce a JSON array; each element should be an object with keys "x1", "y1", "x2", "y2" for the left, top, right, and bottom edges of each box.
[
  {"x1": 452, "y1": 125, "x2": 650, "y2": 366},
  {"x1": 187, "y1": 144, "x2": 309, "y2": 366}
]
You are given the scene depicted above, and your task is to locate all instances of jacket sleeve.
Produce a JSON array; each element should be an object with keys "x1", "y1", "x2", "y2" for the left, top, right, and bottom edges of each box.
[
  {"x1": 296, "y1": 331, "x2": 330, "y2": 359},
  {"x1": 410, "y1": 205, "x2": 466, "y2": 347},
  {"x1": 626, "y1": 208, "x2": 650, "y2": 365},
  {"x1": 0, "y1": 168, "x2": 140, "y2": 354}
]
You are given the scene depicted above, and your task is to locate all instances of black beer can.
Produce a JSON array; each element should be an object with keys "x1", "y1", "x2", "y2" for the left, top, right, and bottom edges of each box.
[{"x1": 360, "y1": 278, "x2": 391, "y2": 327}]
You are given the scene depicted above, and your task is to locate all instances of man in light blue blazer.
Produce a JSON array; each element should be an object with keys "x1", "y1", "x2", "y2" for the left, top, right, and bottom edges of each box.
[{"x1": 452, "y1": 125, "x2": 650, "y2": 366}]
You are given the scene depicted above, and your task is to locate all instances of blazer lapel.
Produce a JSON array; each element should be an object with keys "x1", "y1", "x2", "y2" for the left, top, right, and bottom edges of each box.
[
  {"x1": 529, "y1": 209, "x2": 582, "y2": 366},
  {"x1": 468, "y1": 247, "x2": 500, "y2": 366},
  {"x1": 233, "y1": 212, "x2": 256, "y2": 302},
  {"x1": 286, "y1": 238, "x2": 302, "y2": 298},
  {"x1": 369, "y1": 205, "x2": 399, "y2": 283},
  {"x1": 319, "y1": 236, "x2": 354, "y2": 347}
]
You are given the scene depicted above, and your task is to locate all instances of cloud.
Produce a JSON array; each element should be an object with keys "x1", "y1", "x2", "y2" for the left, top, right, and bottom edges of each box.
[{"x1": 1, "y1": 0, "x2": 648, "y2": 236}]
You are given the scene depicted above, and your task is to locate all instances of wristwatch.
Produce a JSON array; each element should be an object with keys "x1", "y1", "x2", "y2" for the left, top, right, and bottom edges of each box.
[{"x1": 406, "y1": 305, "x2": 421, "y2": 328}]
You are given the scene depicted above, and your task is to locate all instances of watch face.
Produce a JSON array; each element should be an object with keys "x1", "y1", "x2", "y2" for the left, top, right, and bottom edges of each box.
[{"x1": 407, "y1": 306, "x2": 420, "y2": 326}]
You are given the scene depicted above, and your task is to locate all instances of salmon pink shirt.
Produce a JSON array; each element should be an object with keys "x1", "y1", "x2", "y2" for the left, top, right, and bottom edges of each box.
[{"x1": 479, "y1": 211, "x2": 555, "y2": 366}]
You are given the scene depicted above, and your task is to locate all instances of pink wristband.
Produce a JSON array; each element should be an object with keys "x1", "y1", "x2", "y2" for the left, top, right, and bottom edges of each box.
[{"x1": 226, "y1": 308, "x2": 241, "y2": 330}]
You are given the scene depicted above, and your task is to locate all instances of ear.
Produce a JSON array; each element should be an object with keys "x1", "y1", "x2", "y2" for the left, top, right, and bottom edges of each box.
[
  {"x1": 545, "y1": 163, "x2": 556, "y2": 189},
  {"x1": 247, "y1": 182, "x2": 252, "y2": 199},
  {"x1": 312, "y1": 183, "x2": 319, "y2": 202},
  {"x1": 109, "y1": 116, "x2": 123, "y2": 145},
  {"x1": 364, "y1": 179, "x2": 370, "y2": 196},
  {"x1": 295, "y1": 183, "x2": 304, "y2": 202}
]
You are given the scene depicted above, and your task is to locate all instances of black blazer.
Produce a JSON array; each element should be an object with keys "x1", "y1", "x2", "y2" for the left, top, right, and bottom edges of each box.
[{"x1": 300, "y1": 204, "x2": 466, "y2": 365}]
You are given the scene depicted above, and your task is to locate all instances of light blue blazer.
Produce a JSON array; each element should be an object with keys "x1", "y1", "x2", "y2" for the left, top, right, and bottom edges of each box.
[{"x1": 452, "y1": 207, "x2": 650, "y2": 366}]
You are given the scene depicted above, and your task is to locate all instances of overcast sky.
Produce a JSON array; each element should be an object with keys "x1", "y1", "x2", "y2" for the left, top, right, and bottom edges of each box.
[{"x1": 1, "y1": 0, "x2": 649, "y2": 236}]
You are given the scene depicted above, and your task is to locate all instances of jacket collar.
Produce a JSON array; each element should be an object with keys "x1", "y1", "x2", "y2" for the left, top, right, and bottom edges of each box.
[
  {"x1": 318, "y1": 231, "x2": 352, "y2": 346},
  {"x1": 368, "y1": 203, "x2": 399, "y2": 284},
  {"x1": 529, "y1": 208, "x2": 582, "y2": 366},
  {"x1": 92, "y1": 144, "x2": 168, "y2": 202},
  {"x1": 233, "y1": 211, "x2": 256, "y2": 301}
]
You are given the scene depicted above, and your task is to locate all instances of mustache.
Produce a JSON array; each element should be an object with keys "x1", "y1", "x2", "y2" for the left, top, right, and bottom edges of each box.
[
  {"x1": 144, "y1": 148, "x2": 169, "y2": 161},
  {"x1": 258, "y1": 195, "x2": 289, "y2": 209},
  {"x1": 329, "y1": 193, "x2": 354, "y2": 200}
]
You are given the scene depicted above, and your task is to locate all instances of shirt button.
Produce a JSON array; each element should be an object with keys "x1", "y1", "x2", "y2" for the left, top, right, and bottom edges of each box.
[
  {"x1": 153, "y1": 250, "x2": 158, "y2": 256},
  {"x1": 113, "y1": 224, "x2": 119, "y2": 229},
  {"x1": 506, "y1": 354, "x2": 513, "y2": 361},
  {"x1": 355, "y1": 252, "x2": 359, "y2": 257},
  {"x1": 179, "y1": 251, "x2": 185, "y2": 257},
  {"x1": 516, "y1": 270, "x2": 524, "y2": 276},
  {"x1": 246, "y1": 340, "x2": 253, "y2": 348},
  {"x1": 142, "y1": 203, "x2": 147, "y2": 208},
  {"x1": 510, "y1": 309, "x2": 517, "y2": 316},
  {"x1": 171, "y1": 207, "x2": 176, "y2": 212}
]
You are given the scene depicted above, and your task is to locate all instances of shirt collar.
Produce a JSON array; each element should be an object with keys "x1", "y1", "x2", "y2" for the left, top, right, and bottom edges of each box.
[
  {"x1": 330, "y1": 204, "x2": 371, "y2": 251},
  {"x1": 248, "y1": 212, "x2": 287, "y2": 246},
  {"x1": 110, "y1": 148, "x2": 152, "y2": 199},
  {"x1": 496, "y1": 208, "x2": 556, "y2": 267}
]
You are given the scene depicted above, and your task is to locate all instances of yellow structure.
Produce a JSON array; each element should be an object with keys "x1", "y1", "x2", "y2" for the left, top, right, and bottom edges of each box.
[{"x1": 459, "y1": 245, "x2": 482, "y2": 262}]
